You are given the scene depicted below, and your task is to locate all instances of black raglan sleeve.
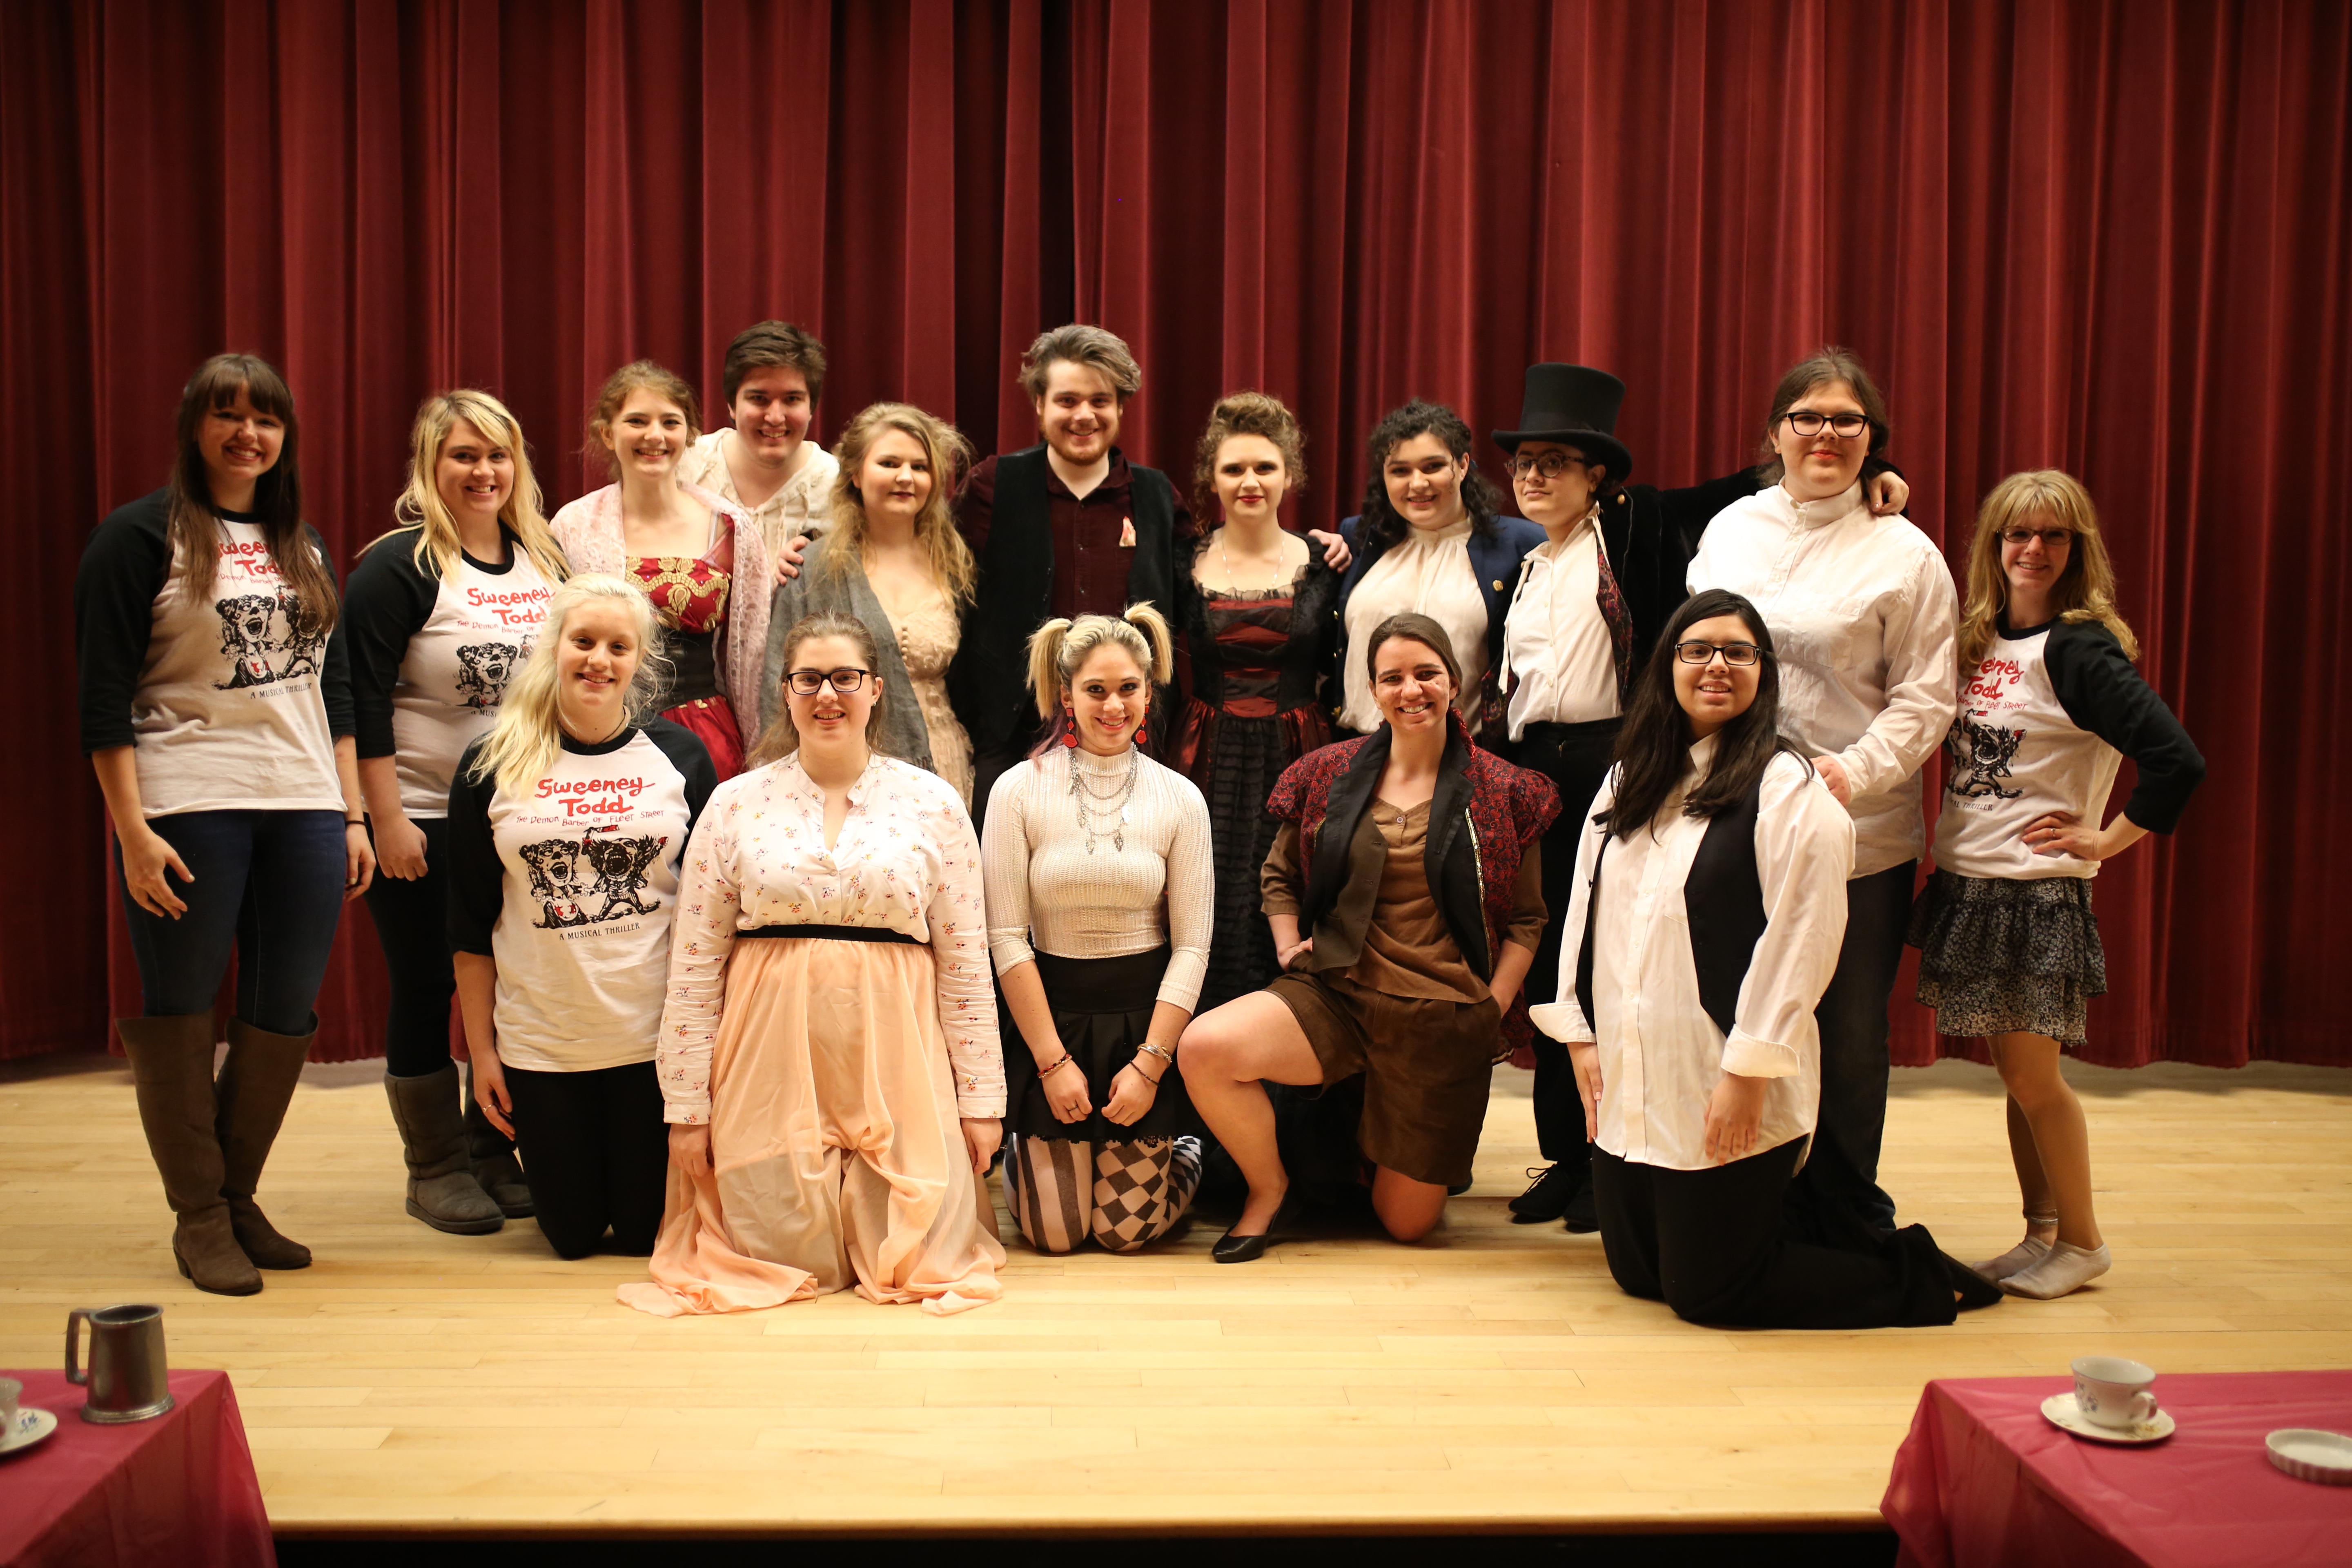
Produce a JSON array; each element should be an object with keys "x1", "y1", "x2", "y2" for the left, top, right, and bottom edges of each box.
[
  {"x1": 2045, "y1": 619, "x2": 2206, "y2": 834},
  {"x1": 75, "y1": 492, "x2": 174, "y2": 756},
  {"x1": 341, "y1": 534, "x2": 439, "y2": 759},
  {"x1": 309, "y1": 526, "x2": 357, "y2": 740},
  {"x1": 444, "y1": 737, "x2": 506, "y2": 955},
  {"x1": 643, "y1": 717, "x2": 720, "y2": 831}
]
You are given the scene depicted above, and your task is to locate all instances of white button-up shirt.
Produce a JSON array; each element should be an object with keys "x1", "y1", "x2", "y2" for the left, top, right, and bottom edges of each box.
[
  {"x1": 1502, "y1": 513, "x2": 1620, "y2": 739},
  {"x1": 1528, "y1": 743, "x2": 1854, "y2": 1171},
  {"x1": 1686, "y1": 482, "x2": 1958, "y2": 876}
]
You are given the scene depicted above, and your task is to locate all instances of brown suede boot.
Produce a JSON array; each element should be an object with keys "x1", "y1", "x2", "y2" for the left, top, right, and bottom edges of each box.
[
  {"x1": 386, "y1": 1065, "x2": 505, "y2": 1234},
  {"x1": 463, "y1": 1069, "x2": 534, "y2": 1218},
  {"x1": 215, "y1": 1015, "x2": 317, "y2": 1269},
  {"x1": 117, "y1": 1013, "x2": 260, "y2": 1296}
]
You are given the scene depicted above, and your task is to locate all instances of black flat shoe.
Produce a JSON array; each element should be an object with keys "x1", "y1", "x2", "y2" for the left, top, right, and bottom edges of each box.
[
  {"x1": 1940, "y1": 1249, "x2": 2006, "y2": 1312},
  {"x1": 1213, "y1": 1198, "x2": 1293, "y2": 1264},
  {"x1": 1559, "y1": 1181, "x2": 1600, "y2": 1235},
  {"x1": 1508, "y1": 1163, "x2": 1575, "y2": 1223}
]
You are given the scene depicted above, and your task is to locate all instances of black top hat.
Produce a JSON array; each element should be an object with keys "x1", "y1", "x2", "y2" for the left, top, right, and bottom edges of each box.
[{"x1": 1492, "y1": 363, "x2": 1634, "y2": 486}]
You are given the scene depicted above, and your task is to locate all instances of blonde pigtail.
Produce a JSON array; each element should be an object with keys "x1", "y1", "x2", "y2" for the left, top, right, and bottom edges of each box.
[{"x1": 1026, "y1": 618, "x2": 1076, "y2": 720}]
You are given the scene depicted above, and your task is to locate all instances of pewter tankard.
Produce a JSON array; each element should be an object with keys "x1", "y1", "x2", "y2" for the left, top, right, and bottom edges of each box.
[{"x1": 66, "y1": 1304, "x2": 174, "y2": 1423}]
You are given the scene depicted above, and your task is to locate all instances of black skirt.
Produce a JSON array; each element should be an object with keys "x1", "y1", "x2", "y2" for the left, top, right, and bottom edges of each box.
[{"x1": 1002, "y1": 947, "x2": 1196, "y2": 1143}]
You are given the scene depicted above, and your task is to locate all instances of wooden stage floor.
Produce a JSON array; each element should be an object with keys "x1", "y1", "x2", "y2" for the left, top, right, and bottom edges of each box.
[{"x1": 2, "y1": 1050, "x2": 2347, "y2": 1540}]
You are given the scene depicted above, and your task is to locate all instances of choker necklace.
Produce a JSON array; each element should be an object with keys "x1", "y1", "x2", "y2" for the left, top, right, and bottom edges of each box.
[{"x1": 1069, "y1": 745, "x2": 1140, "y2": 854}]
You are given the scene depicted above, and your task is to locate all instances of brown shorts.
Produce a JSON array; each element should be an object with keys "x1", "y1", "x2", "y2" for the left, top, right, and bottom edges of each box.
[{"x1": 1265, "y1": 972, "x2": 1501, "y2": 1188}]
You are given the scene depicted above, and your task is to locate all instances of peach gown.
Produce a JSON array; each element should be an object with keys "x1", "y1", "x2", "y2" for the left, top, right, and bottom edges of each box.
[{"x1": 618, "y1": 754, "x2": 1006, "y2": 1318}]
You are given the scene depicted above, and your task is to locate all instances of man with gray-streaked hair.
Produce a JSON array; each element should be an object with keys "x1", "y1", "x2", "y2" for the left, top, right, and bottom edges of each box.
[{"x1": 948, "y1": 323, "x2": 1194, "y2": 822}]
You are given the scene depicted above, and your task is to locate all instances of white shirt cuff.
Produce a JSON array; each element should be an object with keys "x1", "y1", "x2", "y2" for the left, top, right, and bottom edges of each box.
[
  {"x1": 1720, "y1": 1031, "x2": 1801, "y2": 1079},
  {"x1": 1526, "y1": 1000, "x2": 1594, "y2": 1043}
]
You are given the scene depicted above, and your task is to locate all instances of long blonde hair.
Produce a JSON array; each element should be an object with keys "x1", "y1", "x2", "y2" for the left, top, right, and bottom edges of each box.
[
  {"x1": 465, "y1": 575, "x2": 669, "y2": 797},
  {"x1": 1024, "y1": 603, "x2": 1175, "y2": 752},
  {"x1": 821, "y1": 403, "x2": 978, "y2": 602},
  {"x1": 747, "y1": 612, "x2": 894, "y2": 768},
  {"x1": 1958, "y1": 469, "x2": 2139, "y2": 668},
  {"x1": 370, "y1": 390, "x2": 568, "y2": 583}
]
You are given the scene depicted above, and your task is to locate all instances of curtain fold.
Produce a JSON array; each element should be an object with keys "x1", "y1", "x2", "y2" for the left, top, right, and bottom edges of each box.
[{"x1": 10, "y1": 0, "x2": 2345, "y2": 1067}]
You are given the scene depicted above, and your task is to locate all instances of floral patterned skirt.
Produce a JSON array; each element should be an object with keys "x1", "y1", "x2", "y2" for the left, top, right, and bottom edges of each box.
[{"x1": 1907, "y1": 869, "x2": 2106, "y2": 1045}]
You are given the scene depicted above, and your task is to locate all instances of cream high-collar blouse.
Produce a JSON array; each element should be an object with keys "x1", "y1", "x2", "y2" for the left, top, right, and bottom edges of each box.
[{"x1": 1338, "y1": 517, "x2": 1488, "y2": 735}]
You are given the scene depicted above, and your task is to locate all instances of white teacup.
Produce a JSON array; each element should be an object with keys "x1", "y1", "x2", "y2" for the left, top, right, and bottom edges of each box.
[
  {"x1": 0, "y1": 1376, "x2": 19, "y2": 1433},
  {"x1": 2071, "y1": 1356, "x2": 2159, "y2": 1430}
]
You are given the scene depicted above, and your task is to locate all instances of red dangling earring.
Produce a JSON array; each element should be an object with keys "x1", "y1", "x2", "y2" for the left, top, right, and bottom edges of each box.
[{"x1": 1061, "y1": 707, "x2": 1079, "y2": 747}]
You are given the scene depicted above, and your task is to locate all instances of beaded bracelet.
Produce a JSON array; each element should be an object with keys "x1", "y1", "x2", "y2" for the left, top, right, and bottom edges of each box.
[{"x1": 1037, "y1": 1052, "x2": 1074, "y2": 1077}]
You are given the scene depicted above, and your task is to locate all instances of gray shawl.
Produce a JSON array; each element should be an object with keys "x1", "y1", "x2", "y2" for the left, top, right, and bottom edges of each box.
[{"x1": 761, "y1": 530, "x2": 939, "y2": 774}]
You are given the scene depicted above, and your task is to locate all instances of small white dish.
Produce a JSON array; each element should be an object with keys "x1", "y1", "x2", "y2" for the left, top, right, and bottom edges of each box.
[
  {"x1": 0, "y1": 1405, "x2": 59, "y2": 1457},
  {"x1": 2041, "y1": 1391, "x2": 2175, "y2": 1444},
  {"x1": 2267, "y1": 1428, "x2": 2352, "y2": 1485}
]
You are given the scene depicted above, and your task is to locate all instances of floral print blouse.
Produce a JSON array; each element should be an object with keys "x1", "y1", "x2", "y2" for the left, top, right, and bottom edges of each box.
[{"x1": 656, "y1": 753, "x2": 1003, "y2": 1122}]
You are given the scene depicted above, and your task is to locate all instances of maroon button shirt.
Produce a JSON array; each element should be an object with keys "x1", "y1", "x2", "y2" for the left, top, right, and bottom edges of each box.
[{"x1": 959, "y1": 450, "x2": 1196, "y2": 621}]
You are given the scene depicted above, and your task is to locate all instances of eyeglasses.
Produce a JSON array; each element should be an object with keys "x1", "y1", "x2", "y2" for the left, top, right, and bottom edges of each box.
[
  {"x1": 785, "y1": 667, "x2": 873, "y2": 695},
  {"x1": 1780, "y1": 410, "x2": 1871, "y2": 439},
  {"x1": 1998, "y1": 527, "x2": 2075, "y2": 548},
  {"x1": 1673, "y1": 640, "x2": 1766, "y2": 667},
  {"x1": 1508, "y1": 450, "x2": 1588, "y2": 480}
]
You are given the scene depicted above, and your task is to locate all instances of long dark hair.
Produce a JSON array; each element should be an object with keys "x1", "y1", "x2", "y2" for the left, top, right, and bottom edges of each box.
[
  {"x1": 167, "y1": 353, "x2": 336, "y2": 630},
  {"x1": 1355, "y1": 400, "x2": 1504, "y2": 559},
  {"x1": 1600, "y1": 589, "x2": 1809, "y2": 841}
]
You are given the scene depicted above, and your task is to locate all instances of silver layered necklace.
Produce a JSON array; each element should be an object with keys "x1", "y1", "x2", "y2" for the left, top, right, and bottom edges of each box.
[{"x1": 1069, "y1": 744, "x2": 1140, "y2": 854}]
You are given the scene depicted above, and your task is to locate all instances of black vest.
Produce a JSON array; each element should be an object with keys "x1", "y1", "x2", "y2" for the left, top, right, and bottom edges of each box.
[
  {"x1": 947, "y1": 446, "x2": 1178, "y2": 753},
  {"x1": 1575, "y1": 782, "x2": 1768, "y2": 1038}
]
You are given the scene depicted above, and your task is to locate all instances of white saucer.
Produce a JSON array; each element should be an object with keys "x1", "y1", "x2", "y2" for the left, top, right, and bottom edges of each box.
[
  {"x1": 2041, "y1": 1392, "x2": 2174, "y2": 1443},
  {"x1": 2267, "y1": 1428, "x2": 2352, "y2": 1485},
  {"x1": 0, "y1": 1405, "x2": 59, "y2": 1457}
]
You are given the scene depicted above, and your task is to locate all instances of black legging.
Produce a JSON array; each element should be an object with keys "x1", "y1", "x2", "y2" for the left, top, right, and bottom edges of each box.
[
  {"x1": 361, "y1": 817, "x2": 458, "y2": 1078},
  {"x1": 499, "y1": 1060, "x2": 668, "y2": 1259},
  {"x1": 1514, "y1": 717, "x2": 1621, "y2": 1166},
  {"x1": 1592, "y1": 1140, "x2": 1958, "y2": 1328}
]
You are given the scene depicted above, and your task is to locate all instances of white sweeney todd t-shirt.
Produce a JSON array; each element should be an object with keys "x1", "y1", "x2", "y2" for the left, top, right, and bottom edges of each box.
[
  {"x1": 446, "y1": 722, "x2": 717, "y2": 1074},
  {"x1": 389, "y1": 555, "x2": 555, "y2": 816},
  {"x1": 131, "y1": 517, "x2": 344, "y2": 815}
]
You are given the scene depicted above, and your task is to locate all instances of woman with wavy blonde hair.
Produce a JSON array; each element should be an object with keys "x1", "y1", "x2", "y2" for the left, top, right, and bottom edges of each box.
[
  {"x1": 759, "y1": 403, "x2": 980, "y2": 800},
  {"x1": 445, "y1": 575, "x2": 717, "y2": 1260},
  {"x1": 1911, "y1": 470, "x2": 2203, "y2": 1299},
  {"x1": 980, "y1": 604, "x2": 1214, "y2": 1254},
  {"x1": 347, "y1": 390, "x2": 570, "y2": 1235}
]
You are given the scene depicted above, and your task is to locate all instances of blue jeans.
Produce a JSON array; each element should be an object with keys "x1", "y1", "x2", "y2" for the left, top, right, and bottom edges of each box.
[
  {"x1": 1784, "y1": 859, "x2": 1916, "y2": 1242},
  {"x1": 117, "y1": 808, "x2": 347, "y2": 1034}
]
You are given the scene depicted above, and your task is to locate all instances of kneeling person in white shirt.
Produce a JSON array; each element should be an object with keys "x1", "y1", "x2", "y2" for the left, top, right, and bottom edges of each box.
[{"x1": 1530, "y1": 589, "x2": 1999, "y2": 1327}]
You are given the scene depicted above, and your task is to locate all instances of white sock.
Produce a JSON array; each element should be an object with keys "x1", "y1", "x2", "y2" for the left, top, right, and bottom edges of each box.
[
  {"x1": 2000, "y1": 1240, "x2": 2111, "y2": 1299},
  {"x1": 1969, "y1": 1235, "x2": 2051, "y2": 1281}
]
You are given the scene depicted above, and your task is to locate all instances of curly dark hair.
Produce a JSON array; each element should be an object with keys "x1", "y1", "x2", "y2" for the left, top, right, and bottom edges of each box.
[{"x1": 1355, "y1": 400, "x2": 1504, "y2": 559}]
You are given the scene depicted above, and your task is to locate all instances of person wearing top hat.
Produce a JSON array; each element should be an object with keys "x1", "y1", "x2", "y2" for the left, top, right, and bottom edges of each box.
[{"x1": 1494, "y1": 363, "x2": 1909, "y2": 1232}]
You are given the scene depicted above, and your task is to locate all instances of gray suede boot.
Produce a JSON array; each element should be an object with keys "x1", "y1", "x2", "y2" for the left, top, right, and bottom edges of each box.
[
  {"x1": 385, "y1": 1065, "x2": 504, "y2": 1234},
  {"x1": 216, "y1": 1015, "x2": 318, "y2": 1269},
  {"x1": 463, "y1": 1068, "x2": 534, "y2": 1218},
  {"x1": 117, "y1": 1013, "x2": 260, "y2": 1296}
]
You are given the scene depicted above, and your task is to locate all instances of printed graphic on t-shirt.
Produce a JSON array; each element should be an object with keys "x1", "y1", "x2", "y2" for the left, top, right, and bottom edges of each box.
[
  {"x1": 212, "y1": 581, "x2": 329, "y2": 690},
  {"x1": 1947, "y1": 713, "x2": 2025, "y2": 800},
  {"x1": 452, "y1": 641, "x2": 526, "y2": 709},
  {"x1": 520, "y1": 826, "x2": 668, "y2": 929}
]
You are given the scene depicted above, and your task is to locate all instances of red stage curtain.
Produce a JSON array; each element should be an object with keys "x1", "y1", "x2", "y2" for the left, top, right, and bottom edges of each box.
[{"x1": 5, "y1": 1, "x2": 2345, "y2": 1067}]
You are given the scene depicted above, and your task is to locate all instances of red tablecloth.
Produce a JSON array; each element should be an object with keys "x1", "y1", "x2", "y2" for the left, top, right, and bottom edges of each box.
[
  {"x1": 0, "y1": 1369, "x2": 273, "y2": 1568},
  {"x1": 1883, "y1": 1371, "x2": 2352, "y2": 1568}
]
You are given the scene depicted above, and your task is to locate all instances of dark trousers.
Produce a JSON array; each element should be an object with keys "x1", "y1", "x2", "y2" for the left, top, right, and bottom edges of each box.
[
  {"x1": 1785, "y1": 859, "x2": 1916, "y2": 1242},
  {"x1": 501, "y1": 1060, "x2": 668, "y2": 1259},
  {"x1": 1591, "y1": 1140, "x2": 1957, "y2": 1328},
  {"x1": 1512, "y1": 717, "x2": 1621, "y2": 1167},
  {"x1": 361, "y1": 816, "x2": 457, "y2": 1078},
  {"x1": 117, "y1": 808, "x2": 346, "y2": 1033}
]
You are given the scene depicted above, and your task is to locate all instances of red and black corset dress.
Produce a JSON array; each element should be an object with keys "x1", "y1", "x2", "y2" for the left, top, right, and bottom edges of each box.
[
  {"x1": 1174, "y1": 537, "x2": 1341, "y2": 1013},
  {"x1": 630, "y1": 555, "x2": 744, "y2": 780}
]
